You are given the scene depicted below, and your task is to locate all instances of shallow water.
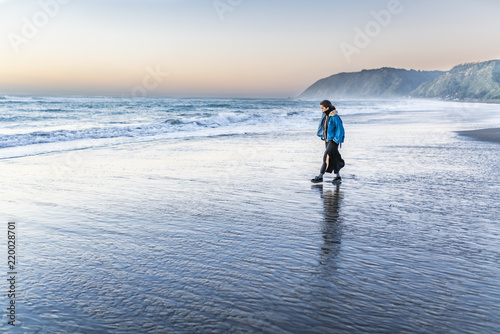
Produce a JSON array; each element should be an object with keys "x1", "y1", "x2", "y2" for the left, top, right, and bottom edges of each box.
[{"x1": 1, "y1": 103, "x2": 500, "y2": 333}]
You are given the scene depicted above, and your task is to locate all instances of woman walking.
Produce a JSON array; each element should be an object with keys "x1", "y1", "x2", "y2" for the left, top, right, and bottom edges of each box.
[{"x1": 311, "y1": 100, "x2": 345, "y2": 183}]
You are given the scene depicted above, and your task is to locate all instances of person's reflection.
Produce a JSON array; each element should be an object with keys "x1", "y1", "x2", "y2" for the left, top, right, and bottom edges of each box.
[{"x1": 312, "y1": 183, "x2": 343, "y2": 269}]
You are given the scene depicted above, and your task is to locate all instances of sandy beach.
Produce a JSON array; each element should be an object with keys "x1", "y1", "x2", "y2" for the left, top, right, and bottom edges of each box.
[
  {"x1": 1, "y1": 105, "x2": 500, "y2": 333},
  {"x1": 457, "y1": 127, "x2": 500, "y2": 143},
  {"x1": 3, "y1": 0, "x2": 500, "y2": 330}
]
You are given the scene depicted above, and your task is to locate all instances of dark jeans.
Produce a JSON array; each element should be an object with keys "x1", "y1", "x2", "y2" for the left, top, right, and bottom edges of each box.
[{"x1": 320, "y1": 141, "x2": 345, "y2": 174}]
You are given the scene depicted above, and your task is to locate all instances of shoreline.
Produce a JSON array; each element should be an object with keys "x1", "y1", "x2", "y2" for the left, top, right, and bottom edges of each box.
[
  {"x1": 457, "y1": 127, "x2": 500, "y2": 143},
  {"x1": 2, "y1": 108, "x2": 500, "y2": 333}
]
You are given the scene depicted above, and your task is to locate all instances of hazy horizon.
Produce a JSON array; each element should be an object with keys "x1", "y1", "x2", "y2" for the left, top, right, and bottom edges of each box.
[{"x1": 1, "y1": 0, "x2": 499, "y2": 98}]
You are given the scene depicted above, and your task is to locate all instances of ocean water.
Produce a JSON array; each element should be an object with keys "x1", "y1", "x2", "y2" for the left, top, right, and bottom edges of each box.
[
  {"x1": 2, "y1": 95, "x2": 496, "y2": 159},
  {"x1": 0, "y1": 96, "x2": 313, "y2": 159},
  {"x1": 1, "y1": 96, "x2": 500, "y2": 333}
]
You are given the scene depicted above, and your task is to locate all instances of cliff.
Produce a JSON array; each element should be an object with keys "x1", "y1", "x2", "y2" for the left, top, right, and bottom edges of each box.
[
  {"x1": 410, "y1": 60, "x2": 500, "y2": 100},
  {"x1": 299, "y1": 67, "x2": 444, "y2": 99}
]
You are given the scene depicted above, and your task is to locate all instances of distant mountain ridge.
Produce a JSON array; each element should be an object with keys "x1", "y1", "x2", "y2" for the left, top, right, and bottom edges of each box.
[
  {"x1": 299, "y1": 68, "x2": 444, "y2": 99},
  {"x1": 300, "y1": 60, "x2": 500, "y2": 101},
  {"x1": 410, "y1": 60, "x2": 500, "y2": 100}
]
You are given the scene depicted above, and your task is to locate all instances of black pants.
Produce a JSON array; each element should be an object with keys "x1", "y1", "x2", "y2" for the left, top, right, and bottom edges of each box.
[{"x1": 320, "y1": 141, "x2": 345, "y2": 174}]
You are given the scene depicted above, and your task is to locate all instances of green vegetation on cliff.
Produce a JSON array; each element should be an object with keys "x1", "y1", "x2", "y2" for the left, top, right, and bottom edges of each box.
[
  {"x1": 299, "y1": 68, "x2": 443, "y2": 99},
  {"x1": 300, "y1": 60, "x2": 500, "y2": 101},
  {"x1": 410, "y1": 60, "x2": 500, "y2": 100}
]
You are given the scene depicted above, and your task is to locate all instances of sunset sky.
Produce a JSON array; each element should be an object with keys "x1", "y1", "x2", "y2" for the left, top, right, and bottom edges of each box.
[{"x1": 1, "y1": 0, "x2": 499, "y2": 98}]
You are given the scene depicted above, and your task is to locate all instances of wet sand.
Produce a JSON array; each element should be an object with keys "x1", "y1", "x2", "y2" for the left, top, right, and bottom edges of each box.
[
  {"x1": 457, "y1": 127, "x2": 500, "y2": 143},
  {"x1": 1, "y1": 110, "x2": 500, "y2": 333}
]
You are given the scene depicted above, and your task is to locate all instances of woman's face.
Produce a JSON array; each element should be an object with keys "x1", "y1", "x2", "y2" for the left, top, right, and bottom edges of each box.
[{"x1": 321, "y1": 105, "x2": 328, "y2": 113}]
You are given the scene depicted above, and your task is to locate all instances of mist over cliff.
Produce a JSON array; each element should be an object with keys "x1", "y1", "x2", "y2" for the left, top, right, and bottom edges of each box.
[
  {"x1": 299, "y1": 68, "x2": 443, "y2": 99},
  {"x1": 410, "y1": 60, "x2": 500, "y2": 100},
  {"x1": 300, "y1": 60, "x2": 500, "y2": 101}
]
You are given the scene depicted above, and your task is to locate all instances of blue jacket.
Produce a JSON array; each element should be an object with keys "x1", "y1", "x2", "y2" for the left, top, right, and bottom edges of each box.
[{"x1": 316, "y1": 114, "x2": 345, "y2": 146}]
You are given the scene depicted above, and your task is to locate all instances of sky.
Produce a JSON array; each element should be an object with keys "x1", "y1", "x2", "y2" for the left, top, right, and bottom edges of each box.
[{"x1": 0, "y1": 0, "x2": 499, "y2": 98}]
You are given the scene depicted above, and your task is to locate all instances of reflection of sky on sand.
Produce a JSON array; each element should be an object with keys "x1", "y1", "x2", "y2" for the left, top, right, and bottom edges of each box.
[
  {"x1": 1, "y1": 104, "x2": 500, "y2": 332},
  {"x1": 312, "y1": 184, "x2": 344, "y2": 270}
]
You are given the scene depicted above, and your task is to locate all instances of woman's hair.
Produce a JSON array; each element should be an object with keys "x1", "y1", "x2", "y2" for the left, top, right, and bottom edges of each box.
[{"x1": 320, "y1": 100, "x2": 336, "y2": 113}]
